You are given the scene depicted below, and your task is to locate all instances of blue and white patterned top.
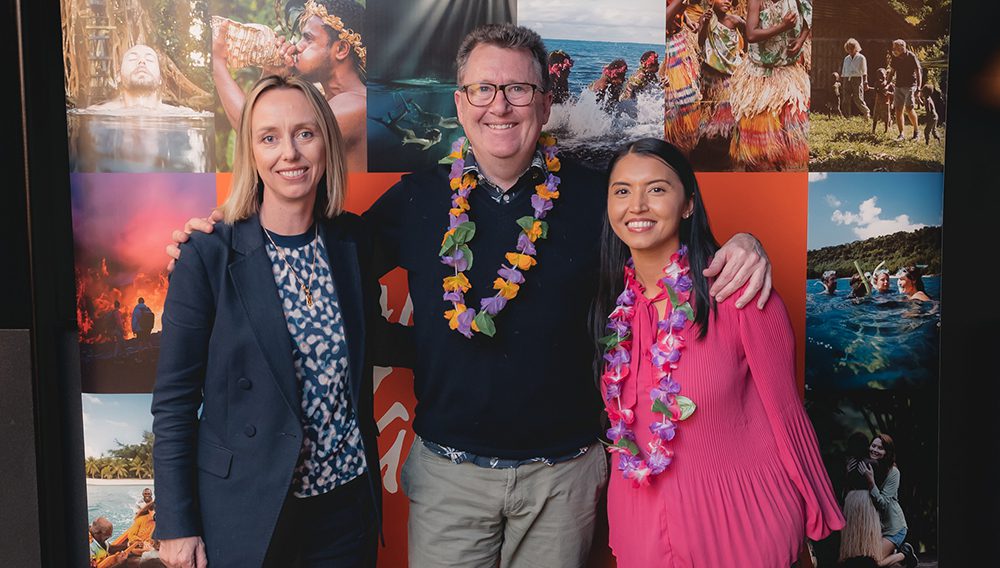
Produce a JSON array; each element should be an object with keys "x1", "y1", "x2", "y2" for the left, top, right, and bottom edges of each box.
[{"x1": 264, "y1": 226, "x2": 367, "y2": 498}]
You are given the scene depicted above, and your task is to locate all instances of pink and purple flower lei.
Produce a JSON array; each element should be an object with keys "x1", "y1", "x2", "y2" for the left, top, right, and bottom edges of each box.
[
  {"x1": 601, "y1": 246, "x2": 698, "y2": 487},
  {"x1": 438, "y1": 134, "x2": 562, "y2": 338}
]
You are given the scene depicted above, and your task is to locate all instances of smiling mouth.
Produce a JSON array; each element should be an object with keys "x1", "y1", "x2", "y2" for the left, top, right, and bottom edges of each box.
[
  {"x1": 277, "y1": 168, "x2": 308, "y2": 179},
  {"x1": 486, "y1": 123, "x2": 516, "y2": 130},
  {"x1": 626, "y1": 220, "x2": 656, "y2": 231}
]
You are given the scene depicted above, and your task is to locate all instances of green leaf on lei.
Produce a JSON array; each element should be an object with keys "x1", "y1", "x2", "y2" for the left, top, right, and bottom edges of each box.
[
  {"x1": 676, "y1": 395, "x2": 696, "y2": 420},
  {"x1": 473, "y1": 311, "x2": 496, "y2": 337},
  {"x1": 438, "y1": 234, "x2": 457, "y2": 256},
  {"x1": 599, "y1": 333, "x2": 624, "y2": 349},
  {"x1": 678, "y1": 303, "x2": 695, "y2": 320},
  {"x1": 615, "y1": 438, "x2": 640, "y2": 456},
  {"x1": 516, "y1": 216, "x2": 536, "y2": 232},
  {"x1": 651, "y1": 398, "x2": 671, "y2": 415},
  {"x1": 458, "y1": 244, "x2": 474, "y2": 271},
  {"x1": 452, "y1": 221, "x2": 476, "y2": 245}
]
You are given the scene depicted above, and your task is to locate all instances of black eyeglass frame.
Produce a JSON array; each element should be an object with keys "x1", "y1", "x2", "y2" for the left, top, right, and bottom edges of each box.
[{"x1": 458, "y1": 82, "x2": 545, "y2": 107}]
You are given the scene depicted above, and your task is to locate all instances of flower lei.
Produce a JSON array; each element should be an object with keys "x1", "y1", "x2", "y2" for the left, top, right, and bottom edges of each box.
[
  {"x1": 601, "y1": 246, "x2": 697, "y2": 487},
  {"x1": 437, "y1": 134, "x2": 561, "y2": 338}
]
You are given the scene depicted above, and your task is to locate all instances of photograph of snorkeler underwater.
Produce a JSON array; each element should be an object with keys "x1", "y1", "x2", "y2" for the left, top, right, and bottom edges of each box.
[{"x1": 13, "y1": 0, "x2": 1000, "y2": 566}]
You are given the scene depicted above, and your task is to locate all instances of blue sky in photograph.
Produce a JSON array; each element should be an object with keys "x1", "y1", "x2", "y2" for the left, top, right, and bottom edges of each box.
[
  {"x1": 82, "y1": 393, "x2": 153, "y2": 458},
  {"x1": 517, "y1": 0, "x2": 663, "y2": 44},
  {"x1": 808, "y1": 172, "x2": 944, "y2": 250}
]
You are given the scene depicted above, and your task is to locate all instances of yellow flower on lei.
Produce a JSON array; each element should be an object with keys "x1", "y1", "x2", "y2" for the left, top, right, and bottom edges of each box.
[
  {"x1": 444, "y1": 304, "x2": 466, "y2": 329},
  {"x1": 493, "y1": 278, "x2": 520, "y2": 300},
  {"x1": 536, "y1": 183, "x2": 559, "y2": 200},
  {"x1": 545, "y1": 155, "x2": 561, "y2": 173},
  {"x1": 525, "y1": 221, "x2": 544, "y2": 242},
  {"x1": 505, "y1": 252, "x2": 537, "y2": 271},
  {"x1": 442, "y1": 272, "x2": 472, "y2": 292}
]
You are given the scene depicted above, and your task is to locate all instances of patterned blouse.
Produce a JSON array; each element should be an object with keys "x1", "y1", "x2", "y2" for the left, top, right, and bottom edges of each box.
[
  {"x1": 748, "y1": 0, "x2": 812, "y2": 69},
  {"x1": 264, "y1": 227, "x2": 367, "y2": 498}
]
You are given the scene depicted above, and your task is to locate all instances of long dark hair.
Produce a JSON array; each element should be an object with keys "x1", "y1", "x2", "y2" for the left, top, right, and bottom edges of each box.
[{"x1": 591, "y1": 138, "x2": 720, "y2": 369}]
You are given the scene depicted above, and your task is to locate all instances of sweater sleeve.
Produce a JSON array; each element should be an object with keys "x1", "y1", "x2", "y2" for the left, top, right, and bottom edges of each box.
[
  {"x1": 870, "y1": 467, "x2": 900, "y2": 512},
  {"x1": 738, "y1": 292, "x2": 846, "y2": 540}
]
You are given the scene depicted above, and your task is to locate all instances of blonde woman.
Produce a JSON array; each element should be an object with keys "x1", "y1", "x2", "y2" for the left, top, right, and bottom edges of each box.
[{"x1": 152, "y1": 75, "x2": 400, "y2": 568}]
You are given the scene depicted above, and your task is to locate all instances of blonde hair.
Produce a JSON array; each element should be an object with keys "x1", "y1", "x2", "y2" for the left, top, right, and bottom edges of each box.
[
  {"x1": 844, "y1": 38, "x2": 862, "y2": 53},
  {"x1": 839, "y1": 490, "x2": 883, "y2": 561},
  {"x1": 221, "y1": 75, "x2": 347, "y2": 223}
]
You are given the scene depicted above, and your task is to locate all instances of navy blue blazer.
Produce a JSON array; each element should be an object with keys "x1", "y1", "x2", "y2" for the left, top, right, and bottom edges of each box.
[{"x1": 151, "y1": 212, "x2": 402, "y2": 567}]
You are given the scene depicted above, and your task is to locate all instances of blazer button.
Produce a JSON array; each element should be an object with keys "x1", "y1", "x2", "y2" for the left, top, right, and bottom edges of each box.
[
  {"x1": 237, "y1": 377, "x2": 252, "y2": 390},
  {"x1": 244, "y1": 424, "x2": 256, "y2": 437}
]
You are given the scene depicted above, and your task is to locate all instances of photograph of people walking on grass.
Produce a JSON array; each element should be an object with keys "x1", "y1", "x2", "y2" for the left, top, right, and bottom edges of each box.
[{"x1": 809, "y1": 0, "x2": 950, "y2": 172}]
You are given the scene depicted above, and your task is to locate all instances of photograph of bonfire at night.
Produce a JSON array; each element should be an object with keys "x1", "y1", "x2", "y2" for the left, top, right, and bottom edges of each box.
[{"x1": 71, "y1": 173, "x2": 216, "y2": 392}]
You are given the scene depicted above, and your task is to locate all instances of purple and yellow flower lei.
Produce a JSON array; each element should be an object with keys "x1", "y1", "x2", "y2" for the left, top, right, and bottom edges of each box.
[
  {"x1": 601, "y1": 246, "x2": 697, "y2": 487},
  {"x1": 438, "y1": 134, "x2": 561, "y2": 338}
]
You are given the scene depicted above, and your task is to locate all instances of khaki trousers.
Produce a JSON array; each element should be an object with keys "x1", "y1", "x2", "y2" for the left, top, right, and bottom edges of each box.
[{"x1": 401, "y1": 438, "x2": 608, "y2": 568}]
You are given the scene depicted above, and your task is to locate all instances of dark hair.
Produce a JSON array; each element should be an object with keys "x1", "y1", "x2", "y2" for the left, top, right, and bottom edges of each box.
[
  {"x1": 549, "y1": 49, "x2": 572, "y2": 65},
  {"x1": 605, "y1": 58, "x2": 628, "y2": 72},
  {"x1": 592, "y1": 138, "x2": 720, "y2": 372},
  {"x1": 846, "y1": 432, "x2": 870, "y2": 461},
  {"x1": 640, "y1": 50, "x2": 657, "y2": 64},
  {"x1": 138, "y1": 297, "x2": 145, "y2": 304},
  {"x1": 456, "y1": 24, "x2": 549, "y2": 91},
  {"x1": 312, "y1": 0, "x2": 366, "y2": 79},
  {"x1": 899, "y1": 265, "x2": 925, "y2": 292},
  {"x1": 872, "y1": 433, "x2": 897, "y2": 487}
]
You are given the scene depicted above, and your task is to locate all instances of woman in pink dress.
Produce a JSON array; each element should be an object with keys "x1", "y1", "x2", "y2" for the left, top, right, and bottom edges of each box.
[{"x1": 595, "y1": 138, "x2": 845, "y2": 567}]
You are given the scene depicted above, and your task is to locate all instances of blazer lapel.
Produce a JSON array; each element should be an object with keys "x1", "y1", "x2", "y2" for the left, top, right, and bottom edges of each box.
[
  {"x1": 229, "y1": 216, "x2": 301, "y2": 421},
  {"x1": 320, "y1": 220, "x2": 365, "y2": 411}
]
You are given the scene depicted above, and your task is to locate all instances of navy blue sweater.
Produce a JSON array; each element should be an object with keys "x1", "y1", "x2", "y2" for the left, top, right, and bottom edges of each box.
[{"x1": 366, "y1": 158, "x2": 605, "y2": 459}]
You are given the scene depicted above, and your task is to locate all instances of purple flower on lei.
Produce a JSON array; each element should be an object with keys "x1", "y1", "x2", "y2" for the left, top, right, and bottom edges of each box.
[
  {"x1": 456, "y1": 307, "x2": 477, "y2": 338},
  {"x1": 606, "y1": 420, "x2": 632, "y2": 442},
  {"x1": 649, "y1": 420, "x2": 677, "y2": 442},
  {"x1": 443, "y1": 290, "x2": 464, "y2": 303},
  {"x1": 449, "y1": 212, "x2": 469, "y2": 230},
  {"x1": 449, "y1": 159, "x2": 465, "y2": 179},
  {"x1": 516, "y1": 233, "x2": 537, "y2": 255},
  {"x1": 442, "y1": 248, "x2": 468, "y2": 271},
  {"x1": 618, "y1": 454, "x2": 644, "y2": 476},
  {"x1": 497, "y1": 266, "x2": 525, "y2": 284},
  {"x1": 604, "y1": 345, "x2": 630, "y2": 367},
  {"x1": 604, "y1": 382, "x2": 622, "y2": 400},
  {"x1": 531, "y1": 194, "x2": 553, "y2": 218},
  {"x1": 646, "y1": 450, "x2": 673, "y2": 474},
  {"x1": 616, "y1": 287, "x2": 636, "y2": 306},
  {"x1": 480, "y1": 295, "x2": 508, "y2": 316},
  {"x1": 606, "y1": 318, "x2": 630, "y2": 336}
]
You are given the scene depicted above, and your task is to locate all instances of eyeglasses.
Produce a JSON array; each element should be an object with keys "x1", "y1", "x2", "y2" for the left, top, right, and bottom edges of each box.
[{"x1": 460, "y1": 83, "x2": 543, "y2": 107}]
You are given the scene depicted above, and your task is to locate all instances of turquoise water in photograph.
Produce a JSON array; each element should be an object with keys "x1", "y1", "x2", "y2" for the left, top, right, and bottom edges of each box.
[
  {"x1": 87, "y1": 482, "x2": 153, "y2": 535},
  {"x1": 806, "y1": 275, "x2": 941, "y2": 390}
]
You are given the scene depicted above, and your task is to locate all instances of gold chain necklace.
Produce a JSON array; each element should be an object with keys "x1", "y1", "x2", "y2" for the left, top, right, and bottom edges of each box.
[{"x1": 264, "y1": 223, "x2": 318, "y2": 308}]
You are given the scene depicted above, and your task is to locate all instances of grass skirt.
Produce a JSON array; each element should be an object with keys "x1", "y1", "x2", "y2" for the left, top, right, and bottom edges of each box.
[
  {"x1": 729, "y1": 61, "x2": 809, "y2": 170},
  {"x1": 700, "y1": 66, "x2": 735, "y2": 139},
  {"x1": 663, "y1": 32, "x2": 702, "y2": 154}
]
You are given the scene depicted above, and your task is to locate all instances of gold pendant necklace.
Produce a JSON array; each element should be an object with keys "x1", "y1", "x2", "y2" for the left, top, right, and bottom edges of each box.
[{"x1": 264, "y1": 223, "x2": 318, "y2": 308}]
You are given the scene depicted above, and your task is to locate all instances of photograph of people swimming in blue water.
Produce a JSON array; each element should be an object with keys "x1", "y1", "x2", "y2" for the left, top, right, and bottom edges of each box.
[{"x1": 805, "y1": 172, "x2": 942, "y2": 390}]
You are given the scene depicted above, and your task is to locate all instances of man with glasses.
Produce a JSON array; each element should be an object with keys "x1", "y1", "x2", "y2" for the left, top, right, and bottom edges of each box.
[
  {"x1": 168, "y1": 23, "x2": 772, "y2": 567},
  {"x1": 364, "y1": 24, "x2": 773, "y2": 566}
]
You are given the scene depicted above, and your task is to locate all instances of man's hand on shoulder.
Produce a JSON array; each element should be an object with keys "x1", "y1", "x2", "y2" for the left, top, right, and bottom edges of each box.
[
  {"x1": 703, "y1": 232, "x2": 772, "y2": 309},
  {"x1": 166, "y1": 209, "x2": 223, "y2": 273},
  {"x1": 159, "y1": 536, "x2": 208, "y2": 568}
]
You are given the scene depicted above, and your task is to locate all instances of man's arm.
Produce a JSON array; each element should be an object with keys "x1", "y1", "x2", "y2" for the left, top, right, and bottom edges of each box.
[{"x1": 703, "y1": 233, "x2": 773, "y2": 309}]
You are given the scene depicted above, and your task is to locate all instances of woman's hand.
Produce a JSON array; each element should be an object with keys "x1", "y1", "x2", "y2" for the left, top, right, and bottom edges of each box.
[
  {"x1": 857, "y1": 461, "x2": 876, "y2": 488},
  {"x1": 211, "y1": 20, "x2": 230, "y2": 69},
  {"x1": 160, "y1": 536, "x2": 208, "y2": 568}
]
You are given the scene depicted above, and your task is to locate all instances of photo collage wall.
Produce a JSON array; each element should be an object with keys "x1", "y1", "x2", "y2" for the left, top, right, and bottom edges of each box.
[{"x1": 62, "y1": 0, "x2": 947, "y2": 566}]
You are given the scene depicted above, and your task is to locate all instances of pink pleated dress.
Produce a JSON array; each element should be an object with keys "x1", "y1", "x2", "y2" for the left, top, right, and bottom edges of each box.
[{"x1": 607, "y1": 288, "x2": 845, "y2": 567}]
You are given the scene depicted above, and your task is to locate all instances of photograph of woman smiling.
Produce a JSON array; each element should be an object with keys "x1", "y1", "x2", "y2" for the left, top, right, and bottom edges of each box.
[
  {"x1": 152, "y1": 75, "x2": 399, "y2": 568},
  {"x1": 594, "y1": 138, "x2": 844, "y2": 566}
]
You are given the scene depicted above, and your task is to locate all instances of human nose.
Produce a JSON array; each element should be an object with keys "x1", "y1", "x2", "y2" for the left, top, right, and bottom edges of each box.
[
  {"x1": 280, "y1": 136, "x2": 300, "y2": 161},
  {"x1": 488, "y1": 87, "x2": 513, "y2": 113},
  {"x1": 627, "y1": 191, "x2": 648, "y2": 213}
]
